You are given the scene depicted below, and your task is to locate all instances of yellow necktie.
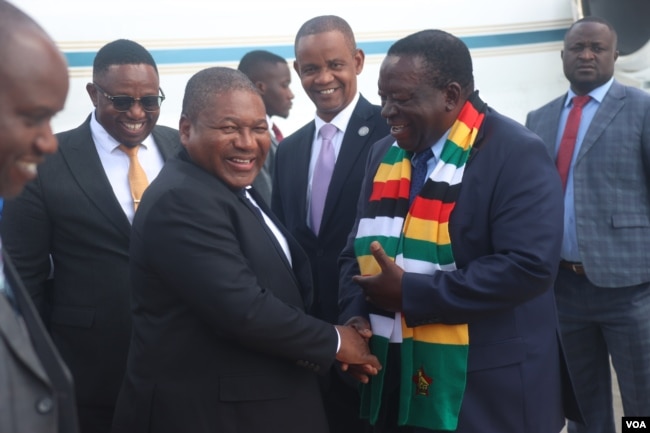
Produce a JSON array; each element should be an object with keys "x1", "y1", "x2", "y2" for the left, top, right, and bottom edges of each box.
[{"x1": 119, "y1": 144, "x2": 149, "y2": 211}]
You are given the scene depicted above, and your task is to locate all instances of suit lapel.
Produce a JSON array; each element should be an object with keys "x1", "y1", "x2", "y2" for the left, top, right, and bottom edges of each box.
[
  {"x1": 241, "y1": 188, "x2": 293, "y2": 272},
  {"x1": 0, "y1": 254, "x2": 51, "y2": 386},
  {"x1": 61, "y1": 119, "x2": 179, "y2": 240},
  {"x1": 576, "y1": 82, "x2": 625, "y2": 163},
  {"x1": 60, "y1": 116, "x2": 131, "y2": 239},
  {"x1": 152, "y1": 126, "x2": 181, "y2": 159},
  {"x1": 540, "y1": 95, "x2": 567, "y2": 158},
  {"x1": 293, "y1": 123, "x2": 316, "y2": 228},
  {"x1": 245, "y1": 188, "x2": 313, "y2": 308},
  {"x1": 321, "y1": 96, "x2": 378, "y2": 230}
]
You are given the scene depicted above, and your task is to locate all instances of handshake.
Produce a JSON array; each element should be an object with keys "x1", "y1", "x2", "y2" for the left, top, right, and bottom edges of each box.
[{"x1": 334, "y1": 317, "x2": 381, "y2": 383}]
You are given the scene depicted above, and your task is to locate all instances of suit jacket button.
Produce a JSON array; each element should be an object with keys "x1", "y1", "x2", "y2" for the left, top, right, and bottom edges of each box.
[{"x1": 36, "y1": 396, "x2": 54, "y2": 414}]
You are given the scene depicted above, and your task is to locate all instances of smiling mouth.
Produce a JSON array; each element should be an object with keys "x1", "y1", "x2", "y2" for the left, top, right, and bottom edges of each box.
[
  {"x1": 318, "y1": 88, "x2": 336, "y2": 95},
  {"x1": 232, "y1": 157, "x2": 253, "y2": 164},
  {"x1": 391, "y1": 124, "x2": 406, "y2": 133},
  {"x1": 16, "y1": 160, "x2": 38, "y2": 176},
  {"x1": 123, "y1": 122, "x2": 145, "y2": 131}
]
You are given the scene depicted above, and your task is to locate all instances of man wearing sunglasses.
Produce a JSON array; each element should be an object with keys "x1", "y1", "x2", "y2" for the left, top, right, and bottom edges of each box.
[{"x1": 1, "y1": 39, "x2": 181, "y2": 433}]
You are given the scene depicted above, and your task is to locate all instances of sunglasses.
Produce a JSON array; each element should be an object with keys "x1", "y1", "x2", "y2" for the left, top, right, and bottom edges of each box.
[{"x1": 93, "y1": 83, "x2": 165, "y2": 112}]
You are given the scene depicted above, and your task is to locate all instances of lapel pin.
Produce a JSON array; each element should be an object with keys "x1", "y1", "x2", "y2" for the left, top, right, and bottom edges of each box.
[{"x1": 358, "y1": 126, "x2": 370, "y2": 136}]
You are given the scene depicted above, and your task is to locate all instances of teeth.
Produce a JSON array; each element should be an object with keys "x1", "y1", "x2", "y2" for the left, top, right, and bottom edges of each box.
[
  {"x1": 124, "y1": 122, "x2": 144, "y2": 131},
  {"x1": 232, "y1": 158, "x2": 251, "y2": 164},
  {"x1": 319, "y1": 89, "x2": 335, "y2": 95},
  {"x1": 17, "y1": 161, "x2": 37, "y2": 175},
  {"x1": 391, "y1": 125, "x2": 405, "y2": 132}
]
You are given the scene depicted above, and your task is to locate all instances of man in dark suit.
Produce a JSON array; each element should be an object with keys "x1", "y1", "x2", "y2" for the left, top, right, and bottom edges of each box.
[
  {"x1": 1, "y1": 39, "x2": 181, "y2": 433},
  {"x1": 0, "y1": 1, "x2": 79, "y2": 432},
  {"x1": 110, "y1": 67, "x2": 380, "y2": 433},
  {"x1": 238, "y1": 50, "x2": 294, "y2": 205},
  {"x1": 271, "y1": 15, "x2": 390, "y2": 432},
  {"x1": 526, "y1": 16, "x2": 650, "y2": 433},
  {"x1": 339, "y1": 29, "x2": 581, "y2": 433}
]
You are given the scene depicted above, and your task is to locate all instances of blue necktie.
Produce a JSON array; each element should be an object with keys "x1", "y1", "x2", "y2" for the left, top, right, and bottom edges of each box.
[{"x1": 409, "y1": 148, "x2": 434, "y2": 204}]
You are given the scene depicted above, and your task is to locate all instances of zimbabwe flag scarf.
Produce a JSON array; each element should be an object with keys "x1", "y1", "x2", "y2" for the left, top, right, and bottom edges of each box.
[{"x1": 354, "y1": 91, "x2": 486, "y2": 431}]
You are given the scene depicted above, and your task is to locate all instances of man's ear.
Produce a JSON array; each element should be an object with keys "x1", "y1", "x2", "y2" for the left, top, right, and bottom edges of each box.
[
  {"x1": 179, "y1": 114, "x2": 191, "y2": 147},
  {"x1": 86, "y1": 82, "x2": 98, "y2": 107},
  {"x1": 444, "y1": 82, "x2": 462, "y2": 111},
  {"x1": 255, "y1": 81, "x2": 266, "y2": 95}
]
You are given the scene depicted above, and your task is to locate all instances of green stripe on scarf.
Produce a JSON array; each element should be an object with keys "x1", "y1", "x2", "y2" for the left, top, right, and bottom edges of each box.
[{"x1": 354, "y1": 92, "x2": 487, "y2": 431}]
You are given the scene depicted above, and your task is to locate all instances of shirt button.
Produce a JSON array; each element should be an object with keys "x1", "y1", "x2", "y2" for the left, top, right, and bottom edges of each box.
[{"x1": 36, "y1": 396, "x2": 54, "y2": 414}]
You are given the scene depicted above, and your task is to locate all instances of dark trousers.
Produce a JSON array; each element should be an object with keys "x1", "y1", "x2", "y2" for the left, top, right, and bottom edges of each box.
[
  {"x1": 320, "y1": 366, "x2": 372, "y2": 433},
  {"x1": 556, "y1": 268, "x2": 650, "y2": 433}
]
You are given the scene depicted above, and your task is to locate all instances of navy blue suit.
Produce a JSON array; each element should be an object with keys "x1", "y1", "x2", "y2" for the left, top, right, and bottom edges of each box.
[{"x1": 340, "y1": 108, "x2": 581, "y2": 432}]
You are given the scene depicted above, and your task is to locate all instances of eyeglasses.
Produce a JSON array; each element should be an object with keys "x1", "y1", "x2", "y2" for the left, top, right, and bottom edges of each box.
[{"x1": 93, "y1": 83, "x2": 165, "y2": 112}]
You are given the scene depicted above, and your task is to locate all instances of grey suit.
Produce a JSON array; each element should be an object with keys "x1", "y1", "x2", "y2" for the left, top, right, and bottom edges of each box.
[
  {"x1": 1, "y1": 251, "x2": 79, "y2": 433},
  {"x1": 527, "y1": 80, "x2": 650, "y2": 287},
  {"x1": 526, "y1": 80, "x2": 650, "y2": 432},
  {"x1": 0, "y1": 114, "x2": 181, "y2": 433}
]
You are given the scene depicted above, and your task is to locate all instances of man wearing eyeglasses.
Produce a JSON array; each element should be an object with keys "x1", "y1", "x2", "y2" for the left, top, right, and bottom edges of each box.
[{"x1": 0, "y1": 38, "x2": 181, "y2": 433}]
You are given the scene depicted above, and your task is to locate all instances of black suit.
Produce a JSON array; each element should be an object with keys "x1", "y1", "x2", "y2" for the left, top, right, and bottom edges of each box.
[
  {"x1": 0, "y1": 114, "x2": 181, "y2": 433},
  {"x1": 272, "y1": 95, "x2": 390, "y2": 324},
  {"x1": 111, "y1": 150, "x2": 337, "y2": 433},
  {"x1": 271, "y1": 95, "x2": 390, "y2": 433}
]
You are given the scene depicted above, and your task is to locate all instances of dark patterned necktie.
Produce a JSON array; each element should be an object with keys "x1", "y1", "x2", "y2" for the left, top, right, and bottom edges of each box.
[{"x1": 409, "y1": 147, "x2": 434, "y2": 204}]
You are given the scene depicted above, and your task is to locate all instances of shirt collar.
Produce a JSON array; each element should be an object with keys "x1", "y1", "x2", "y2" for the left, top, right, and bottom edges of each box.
[
  {"x1": 314, "y1": 92, "x2": 361, "y2": 134},
  {"x1": 565, "y1": 77, "x2": 614, "y2": 107},
  {"x1": 89, "y1": 110, "x2": 155, "y2": 152}
]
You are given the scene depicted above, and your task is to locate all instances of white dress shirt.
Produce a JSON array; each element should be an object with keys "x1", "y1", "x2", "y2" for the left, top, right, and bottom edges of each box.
[{"x1": 89, "y1": 112, "x2": 165, "y2": 223}]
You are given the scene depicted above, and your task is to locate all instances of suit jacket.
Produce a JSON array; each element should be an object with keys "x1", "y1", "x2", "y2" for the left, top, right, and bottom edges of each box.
[
  {"x1": 0, "y1": 115, "x2": 181, "y2": 423},
  {"x1": 340, "y1": 108, "x2": 581, "y2": 432},
  {"x1": 272, "y1": 95, "x2": 390, "y2": 324},
  {"x1": 252, "y1": 130, "x2": 279, "y2": 206},
  {"x1": 1, "y1": 251, "x2": 79, "y2": 433},
  {"x1": 526, "y1": 80, "x2": 650, "y2": 287},
  {"x1": 111, "y1": 150, "x2": 337, "y2": 433}
]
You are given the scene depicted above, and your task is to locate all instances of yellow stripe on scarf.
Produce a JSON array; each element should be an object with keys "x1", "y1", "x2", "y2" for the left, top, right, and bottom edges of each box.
[{"x1": 402, "y1": 317, "x2": 469, "y2": 345}]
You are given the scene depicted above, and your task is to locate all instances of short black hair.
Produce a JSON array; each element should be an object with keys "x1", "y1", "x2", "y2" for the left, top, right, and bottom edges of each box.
[
  {"x1": 565, "y1": 16, "x2": 618, "y2": 46},
  {"x1": 238, "y1": 50, "x2": 287, "y2": 82},
  {"x1": 182, "y1": 67, "x2": 258, "y2": 122},
  {"x1": 295, "y1": 15, "x2": 357, "y2": 54},
  {"x1": 387, "y1": 29, "x2": 474, "y2": 94},
  {"x1": 93, "y1": 39, "x2": 158, "y2": 79}
]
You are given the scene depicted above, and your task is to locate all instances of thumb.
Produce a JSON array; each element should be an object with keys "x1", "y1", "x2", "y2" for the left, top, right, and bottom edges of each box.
[{"x1": 370, "y1": 241, "x2": 391, "y2": 270}]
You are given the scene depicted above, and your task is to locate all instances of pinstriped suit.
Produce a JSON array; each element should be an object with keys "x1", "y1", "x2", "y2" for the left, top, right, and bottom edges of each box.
[{"x1": 526, "y1": 79, "x2": 650, "y2": 432}]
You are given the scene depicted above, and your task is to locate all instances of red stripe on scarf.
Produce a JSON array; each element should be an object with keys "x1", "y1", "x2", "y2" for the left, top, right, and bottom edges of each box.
[
  {"x1": 370, "y1": 178, "x2": 410, "y2": 202},
  {"x1": 410, "y1": 197, "x2": 455, "y2": 222},
  {"x1": 458, "y1": 101, "x2": 485, "y2": 129}
]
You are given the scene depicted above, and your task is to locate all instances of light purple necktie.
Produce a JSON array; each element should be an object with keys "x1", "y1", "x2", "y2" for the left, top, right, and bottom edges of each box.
[{"x1": 310, "y1": 123, "x2": 338, "y2": 235}]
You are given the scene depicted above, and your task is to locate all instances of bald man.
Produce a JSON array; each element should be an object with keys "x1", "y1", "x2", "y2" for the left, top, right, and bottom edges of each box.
[{"x1": 0, "y1": 1, "x2": 79, "y2": 432}]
